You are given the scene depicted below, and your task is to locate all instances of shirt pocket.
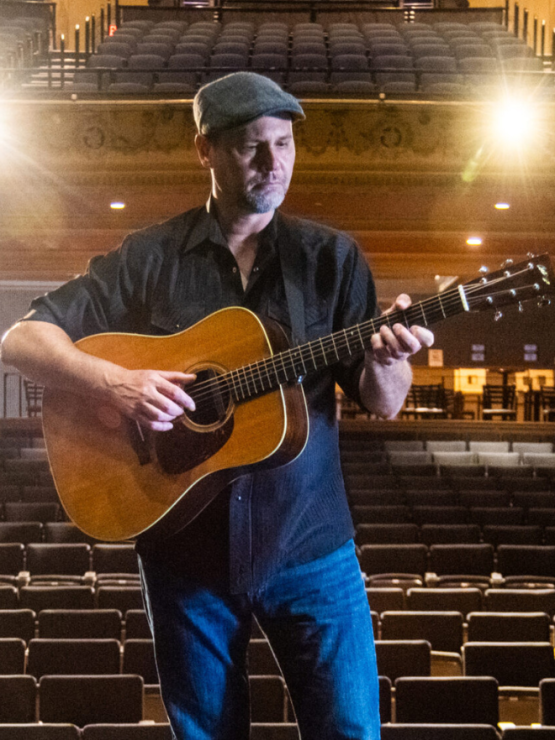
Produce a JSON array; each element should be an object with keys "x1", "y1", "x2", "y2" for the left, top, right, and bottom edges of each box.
[
  {"x1": 266, "y1": 297, "x2": 329, "y2": 342},
  {"x1": 149, "y1": 302, "x2": 208, "y2": 335}
]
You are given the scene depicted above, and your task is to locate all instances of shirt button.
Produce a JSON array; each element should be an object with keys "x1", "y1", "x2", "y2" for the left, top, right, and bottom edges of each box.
[
  {"x1": 232, "y1": 266, "x2": 238, "y2": 274},
  {"x1": 237, "y1": 496, "x2": 242, "y2": 501},
  {"x1": 253, "y1": 266, "x2": 259, "y2": 273}
]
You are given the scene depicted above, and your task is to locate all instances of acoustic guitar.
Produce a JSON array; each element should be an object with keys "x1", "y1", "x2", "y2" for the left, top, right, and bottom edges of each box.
[{"x1": 42, "y1": 254, "x2": 554, "y2": 541}]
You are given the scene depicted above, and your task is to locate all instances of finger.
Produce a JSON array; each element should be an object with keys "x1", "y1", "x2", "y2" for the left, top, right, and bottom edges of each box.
[
  {"x1": 157, "y1": 371, "x2": 196, "y2": 383},
  {"x1": 392, "y1": 324, "x2": 422, "y2": 355},
  {"x1": 142, "y1": 419, "x2": 175, "y2": 432},
  {"x1": 411, "y1": 326, "x2": 435, "y2": 348},
  {"x1": 393, "y1": 293, "x2": 412, "y2": 311},
  {"x1": 370, "y1": 332, "x2": 397, "y2": 366},
  {"x1": 384, "y1": 293, "x2": 412, "y2": 315},
  {"x1": 379, "y1": 325, "x2": 414, "y2": 359},
  {"x1": 139, "y1": 401, "x2": 182, "y2": 424},
  {"x1": 157, "y1": 377, "x2": 196, "y2": 412}
]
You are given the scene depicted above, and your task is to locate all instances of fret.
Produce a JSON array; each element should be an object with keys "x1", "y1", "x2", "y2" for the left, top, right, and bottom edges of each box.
[
  {"x1": 253, "y1": 360, "x2": 265, "y2": 393},
  {"x1": 278, "y1": 351, "x2": 289, "y2": 383},
  {"x1": 233, "y1": 369, "x2": 246, "y2": 401},
  {"x1": 240, "y1": 365, "x2": 252, "y2": 397},
  {"x1": 307, "y1": 340, "x2": 318, "y2": 370},
  {"x1": 419, "y1": 303, "x2": 428, "y2": 326},
  {"x1": 296, "y1": 347, "x2": 307, "y2": 376},
  {"x1": 343, "y1": 329, "x2": 353, "y2": 356},
  {"x1": 330, "y1": 335, "x2": 340, "y2": 362},
  {"x1": 263, "y1": 357, "x2": 273, "y2": 389},
  {"x1": 319, "y1": 338, "x2": 328, "y2": 367},
  {"x1": 437, "y1": 295, "x2": 446, "y2": 319},
  {"x1": 356, "y1": 324, "x2": 365, "y2": 351}
]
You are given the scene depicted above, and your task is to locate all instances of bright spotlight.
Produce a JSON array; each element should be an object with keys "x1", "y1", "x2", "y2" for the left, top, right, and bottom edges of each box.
[
  {"x1": 110, "y1": 202, "x2": 126, "y2": 210},
  {"x1": 495, "y1": 203, "x2": 510, "y2": 210},
  {"x1": 466, "y1": 237, "x2": 483, "y2": 247},
  {"x1": 492, "y1": 99, "x2": 536, "y2": 145}
]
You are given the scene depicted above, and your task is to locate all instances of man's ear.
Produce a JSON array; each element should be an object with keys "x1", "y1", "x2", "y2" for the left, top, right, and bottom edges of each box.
[{"x1": 195, "y1": 134, "x2": 212, "y2": 169}]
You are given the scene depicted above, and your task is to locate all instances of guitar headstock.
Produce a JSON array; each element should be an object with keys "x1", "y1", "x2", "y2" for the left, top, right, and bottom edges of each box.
[{"x1": 462, "y1": 254, "x2": 555, "y2": 317}]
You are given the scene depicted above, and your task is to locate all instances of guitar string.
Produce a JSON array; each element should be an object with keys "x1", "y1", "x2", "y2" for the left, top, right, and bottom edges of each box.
[
  {"x1": 184, "y1": 266, "x2": 541, "y2": 412},
  {"x1": 185, "y1": 267, "x2": 541, "y2": 411}
]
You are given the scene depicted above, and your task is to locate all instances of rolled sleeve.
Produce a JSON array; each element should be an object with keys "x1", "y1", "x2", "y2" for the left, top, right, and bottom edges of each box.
[{"x1": 21, "y1": 233, "x2": 162, "y2": 342}]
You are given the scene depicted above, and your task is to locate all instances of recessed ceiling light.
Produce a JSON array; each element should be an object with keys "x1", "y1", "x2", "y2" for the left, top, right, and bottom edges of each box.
[
  {"x1": 110, "y1": 202, "x2": 126, "y2": 210},
  {"x1": 495, "y1": 202, "x2": 510, "y2": 210},
  {"x1": 466, "y1": 237, "x2": 482, "y2": 246}
]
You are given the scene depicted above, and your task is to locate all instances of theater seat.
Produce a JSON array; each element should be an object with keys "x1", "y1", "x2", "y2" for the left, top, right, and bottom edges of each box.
[
  {"x1": 381, "y1": 726, "x2": 501, "y2": 739},
  {"x1": 394, "y1": 676, "x2": 499, "y2": 725},
  {"x1": 0, "y1": 726, "x2": 80, "y2": 739},
  {"x1": 38, "y1": 675, "x2": 144, "y2": 726},
  {"x1": 81, "y1": 724, "x2": 173, "y2": 739}
]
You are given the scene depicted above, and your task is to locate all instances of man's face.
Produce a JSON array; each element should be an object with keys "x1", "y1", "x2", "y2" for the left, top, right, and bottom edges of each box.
[{"x1": 197, "y1": 115, "x2": 296, "y2": 214}]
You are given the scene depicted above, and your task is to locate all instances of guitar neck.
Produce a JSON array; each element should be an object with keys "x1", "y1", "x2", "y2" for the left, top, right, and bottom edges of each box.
[{"x1": 224, "y1": 284, "x2": 468, "y2": 403}]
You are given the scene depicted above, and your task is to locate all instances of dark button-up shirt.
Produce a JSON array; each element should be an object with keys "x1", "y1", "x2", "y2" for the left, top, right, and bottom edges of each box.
[{"x1": 23, "y1": 202, "x2": 378, "y2": 593}]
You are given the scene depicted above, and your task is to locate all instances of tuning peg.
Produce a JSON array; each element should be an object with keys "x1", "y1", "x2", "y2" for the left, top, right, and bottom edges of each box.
[
  {"x1": 527, "y1": 252, "x2": 536, "y2": 259},
  {"x1": 518, "y1": 302, "x2": 524, "y2": 313},
  {"x1": 538, "y1": 295, "x2": 552, "y2": 308},
  {"x1": 494, "y1": 310, "x2": 503, "y2": 321},
  {"x1": 501, "y1": 259, "x2": 514, "y2": 269},
  {"x1": 479, "y1": 266, "x2": 489, "y2": 275}
]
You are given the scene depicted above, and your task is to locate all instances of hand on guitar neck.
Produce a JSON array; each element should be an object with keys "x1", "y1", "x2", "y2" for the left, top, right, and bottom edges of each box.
[
  {"x1": 370, "y1": 293, "x2": 435, "y2": 366},
  {"x1": 359, "y1": 293, "x2": 435, "y2": 420}
]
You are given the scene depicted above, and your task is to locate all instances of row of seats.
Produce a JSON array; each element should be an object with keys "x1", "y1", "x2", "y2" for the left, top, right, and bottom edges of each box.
[
  {"x1": 0, "y1": 724, "x2": 174, "y2": 740},
  {"x1": 0, "y1": 502, "x2": 62, "y2": 522},
  {"x1": 0, "y1": 672, "x2": 287, "y2": 725},
  {"x1": 3, "y1": 672, "x2": 555, "y2": 729},
  {"x1": 369, "y1": 609, "x2": 554, "y2": 651},
  {"x1": 7, "y1": 606, "x2": 555, "y2": 656},
  {"x1": 353, "y1": 504, "x2": 555, "y2": 528},
  {"x1": 68, "y1": 19, "x2": 543, "y2": 96},
  {"x1": 1, "y1": 723, "x2": 555, "y2": 740},
  {"x1": 0, "y1": 542, "x2": 138, "y2": 576},
  {"x1": 0, "y1": 635, "x2": 159, "y2": 682},
  {"x1": 0, "y1": 584, "x2": 143, "y2": 613},
  {"x1": 357, "y1": 522, "x2": 555, "y2": 547},
  {"x1": 0, "y1": 522, "x2": 101, "y2": 543},
  {"x1": 0, "y1": 607, "x2": 151, "y2": 642},
  {"x1": 0, "y1": 15, "x2": 47, "y2": 67},
  {"x1": 367, "y1": 585, "x2": 555, "y2": 615},
  {"x1": 358, "y1": 542, "x2": 555, "y2": 581}
]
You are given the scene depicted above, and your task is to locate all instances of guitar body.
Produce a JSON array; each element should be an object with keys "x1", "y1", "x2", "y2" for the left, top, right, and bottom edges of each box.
[{"x1": 42, "y1": 307, "x2": 309, "y2": 542}]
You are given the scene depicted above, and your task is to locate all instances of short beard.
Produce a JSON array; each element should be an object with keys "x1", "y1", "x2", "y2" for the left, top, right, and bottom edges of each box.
[{"x1": 241, "y1": 187, "x2": 285, "y2": 214}]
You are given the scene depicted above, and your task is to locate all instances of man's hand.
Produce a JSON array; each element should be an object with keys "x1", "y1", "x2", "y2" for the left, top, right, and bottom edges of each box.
[
  {"x1": 359, "y1": 293, "x2": 435, "y2": 419},
  {"x1": 370, "y1": 293, "x2": 434, "y2": 366},
  {"x1": 104, "y1": 368, "x2": 197, "y2": 432}
]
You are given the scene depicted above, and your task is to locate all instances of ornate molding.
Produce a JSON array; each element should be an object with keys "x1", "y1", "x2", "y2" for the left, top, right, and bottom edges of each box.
[{"x1": 7, "y1": 99, "x2": 553, "y2": 178}]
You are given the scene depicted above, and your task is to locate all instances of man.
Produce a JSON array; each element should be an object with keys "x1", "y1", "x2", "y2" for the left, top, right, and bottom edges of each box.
[{"x1": 2, "y1": 73, "x2": 433, "y2": 740}]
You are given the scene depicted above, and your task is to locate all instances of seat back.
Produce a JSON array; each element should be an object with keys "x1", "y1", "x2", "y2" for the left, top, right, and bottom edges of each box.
[
  {"x1": 375, "y1": 639, "x2": 431, "y2": 681},
  {"x1": 39, "y1": 675, "x2": 144, "y2": 725},
  {"x1": 395, "y1": 676, "x2": 499, "y2": 724},
  {"x1": 463, "y1": 641, "x2": 555, "y2": 686}
]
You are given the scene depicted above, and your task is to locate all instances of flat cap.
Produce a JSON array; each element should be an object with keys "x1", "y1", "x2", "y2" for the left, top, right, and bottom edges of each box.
[{"x1": 193, "y1": 72, "x2": 305, "y2": 136}]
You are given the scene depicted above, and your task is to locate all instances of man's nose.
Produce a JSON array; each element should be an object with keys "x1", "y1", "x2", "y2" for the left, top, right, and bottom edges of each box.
[{"x1": 258, "y1": 144, "x2": 277, "y2": 172}]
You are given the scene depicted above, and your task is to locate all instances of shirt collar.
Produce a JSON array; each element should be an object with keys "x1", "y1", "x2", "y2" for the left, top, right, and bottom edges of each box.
[{"x1": 183, "y1": 196, "x2": 279, "y2": 256}]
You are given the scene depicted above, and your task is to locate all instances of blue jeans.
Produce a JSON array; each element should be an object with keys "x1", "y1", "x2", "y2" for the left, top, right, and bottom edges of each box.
[{"x1": 138, "y1": 540, "x2": 380, "y2": 740}]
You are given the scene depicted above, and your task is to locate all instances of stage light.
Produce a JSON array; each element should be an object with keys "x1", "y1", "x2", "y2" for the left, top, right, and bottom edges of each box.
[
  {"x1": 466, "y1": 237, "x2": 482, "y2": 247},
  {"x1": 110, "y1": 201, "x2": 126, "y2": 210},
  {"x1": 492, "y1": 98, "x2": 537, "y2": 146},
  {"x1": 495, "y1": 202, "x2": 510, "y2": 210}
]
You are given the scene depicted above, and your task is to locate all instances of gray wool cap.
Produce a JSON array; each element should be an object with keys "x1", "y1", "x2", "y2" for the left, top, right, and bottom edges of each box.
[{"x1": 193, "y1": 72, "x2": 305, "y2": 136}]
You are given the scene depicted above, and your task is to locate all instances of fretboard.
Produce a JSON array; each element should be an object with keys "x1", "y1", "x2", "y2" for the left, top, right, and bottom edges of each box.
[{"x1": 223, "y1": 284, "x2": 467, "y2": 404}]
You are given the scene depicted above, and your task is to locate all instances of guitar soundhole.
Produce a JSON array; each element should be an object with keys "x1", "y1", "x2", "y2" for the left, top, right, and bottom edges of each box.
[
  {"x1": 185, "y1": 368, "x2": 232, "y2": 428},
  {"x1": 154, "y1": 366, "x2": 234, "y2": 476}
]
